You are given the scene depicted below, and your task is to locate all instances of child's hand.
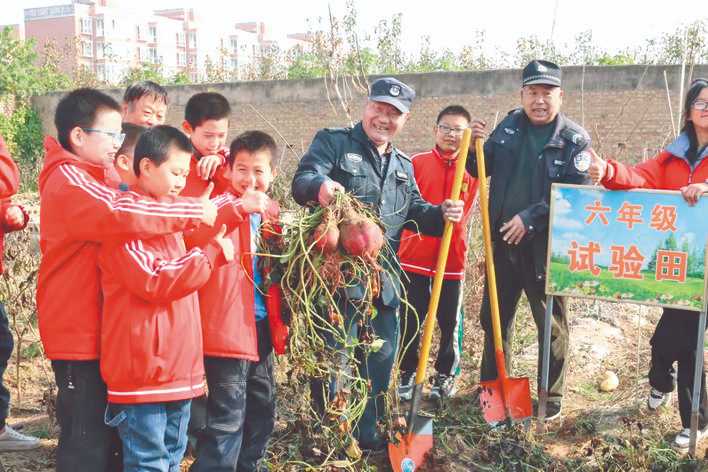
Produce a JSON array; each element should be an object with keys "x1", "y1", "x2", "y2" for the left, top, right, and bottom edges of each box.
[
  {"x1": 200, "y1": 182, "x2": 217, "y2": 226},
  {"x1": 241, "y1": 189, "x2": 269, "y2": 214},
  {"x1": 680, "y1": 182, "x2": 708, "y2": 206},
  {"x1": 213, "y1": 224, "x2": 234, "y2": 262},
  {"x1": 4, "y1": 205, "x2": 25, "y2": 227},
  {"x1": 197, "y1": 154, "x2": 222, "y2": 180}
]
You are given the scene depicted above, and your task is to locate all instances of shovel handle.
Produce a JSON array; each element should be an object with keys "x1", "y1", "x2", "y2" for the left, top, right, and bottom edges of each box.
[
  {"x1": 475, "y1": 139, "x2": 506, "y2": 375},
  {"x1": 414, "y1": 129, "x2": 472, "y2": 386}
]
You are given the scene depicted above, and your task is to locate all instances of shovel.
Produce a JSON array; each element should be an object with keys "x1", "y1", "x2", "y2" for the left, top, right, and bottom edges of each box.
[
  {"x1": 475, "y1": 137, "x2": 533, "y2": 424},
  {"x1": 388, "y1": 128, "x2": 472, "y2": 472}
]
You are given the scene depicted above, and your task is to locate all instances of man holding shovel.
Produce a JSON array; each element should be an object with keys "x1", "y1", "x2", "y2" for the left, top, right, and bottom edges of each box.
[
  {"x1": 292, "y1": 77, "x2": 464, "y2": 451},
  {"x1": 468, "y1": 60, "x2": 592, "y2": 421}
]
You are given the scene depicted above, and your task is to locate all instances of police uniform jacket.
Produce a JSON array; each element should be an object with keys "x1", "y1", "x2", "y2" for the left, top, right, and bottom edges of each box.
[
  {"x1": 292, "y1": 122, "x2": 444, "y2": 308},
  {"x1": 467, "y1": 109, "x2": 592, "y2": 280}
]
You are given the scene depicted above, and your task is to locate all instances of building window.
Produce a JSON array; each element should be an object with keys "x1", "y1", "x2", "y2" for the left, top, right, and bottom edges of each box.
[
  {"x1": 149, "y1": 26, "x2": 157, "y2": 43},
  {"x1": 95, "y1": 18, "x2": 104, "y2": 36},
  {"x1": 188, "y1": 31, "x2": 196, "y2": 48},
  {"x1": 95, "y1": 41, "x2": 104, "y2": 59},
  {"x1": 188, "y1": 54, "x2": 196, "y2": 65},
  {"x1": 176, "y1": 31, "x2": 185, "y2": 46},
  {"x1": 230, "y1": 57, "x2": 238, "y2": 69},
  {"x1": 96, "y1": 64, "x2": 106, "y2": 81},
  {"x1": 80, "y1": 17, "x2": 92, "y2": 34},
  {"x1": 81, "y1": 40, "x2": 93, "y2": 57},
  {"x1": 177, "y1": 52, "x2": 186, "y2": 66},
  {"x1": 148, "y1": 47, "x2": 158, "y2": 64},
  {"x1": 230, "y1": 37, "x2": 238, "y2": 52}
]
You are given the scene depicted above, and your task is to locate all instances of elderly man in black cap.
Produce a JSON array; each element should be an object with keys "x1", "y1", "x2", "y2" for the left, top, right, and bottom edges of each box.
[
  {"x1": 468, "y1": 60, "x2": 592, "y2": 421},
  {"x1": 292, "y1": 77, "x2": 464, "y2": 450}
]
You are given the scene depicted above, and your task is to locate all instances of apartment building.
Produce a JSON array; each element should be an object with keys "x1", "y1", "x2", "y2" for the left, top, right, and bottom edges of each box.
[{"x1": 23, "y1": 0, "x2": 309, "y2": 83}]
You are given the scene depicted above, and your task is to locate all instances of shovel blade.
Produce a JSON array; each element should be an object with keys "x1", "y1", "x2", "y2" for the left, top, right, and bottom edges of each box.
[
  {"x1": 388, "y1": 414, "x2": 433, "y2": 472},
  {"x1": 479, "y1": 377, "x2": 532, "y2": 423}
]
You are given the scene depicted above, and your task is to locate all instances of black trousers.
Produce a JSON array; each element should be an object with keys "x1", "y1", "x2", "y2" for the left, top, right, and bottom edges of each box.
[
  {"x1": 479, "y1": 243, "x2": 568, "y2": 403},
  {"x1": 191, "y1": 320, "x2": 275, "y2": 472},
  {"x1": 0, "y1": 303, "x2": 14, "y2": 429},
  {"x1": 649, "y1": 308, "x2": 708, "y2": 429},
  {"x1": 399, "y1": 272, "x2": 464, "y2": 376},
  {"x1": 52, "y1": 360, "x2": 122, "y2": 472}
]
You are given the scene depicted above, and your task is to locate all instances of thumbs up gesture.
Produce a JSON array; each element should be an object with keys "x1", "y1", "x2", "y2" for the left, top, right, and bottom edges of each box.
[
  {"x1": 199, "y1": 182, "x2": 217, "y2": 226},
  {"x1": 588, "y1": 149, "x2": 607, "y2": 185},
  {"x1": 212, "y1": 224, "x2": 234, "y2": 262}
]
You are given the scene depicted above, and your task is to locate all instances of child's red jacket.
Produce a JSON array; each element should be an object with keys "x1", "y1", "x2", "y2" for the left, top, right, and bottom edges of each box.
[
  {"x1": 0, "y1": 135, "x2": 29, "y2": 274},
  {"x1": 37, "y1": 136, "x2": 207, "y2": 360},
  {"x1": 98, "y1": 227, "x2": 223, "y2": 404}
]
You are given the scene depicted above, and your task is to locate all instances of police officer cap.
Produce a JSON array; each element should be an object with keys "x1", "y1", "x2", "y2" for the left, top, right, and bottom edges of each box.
[
  {"x1": 368, "y1": 77, "x2": 416, "y2": 113},
  {"x1": 522, "y1": 60, "x2": 562, "y2": 87}
]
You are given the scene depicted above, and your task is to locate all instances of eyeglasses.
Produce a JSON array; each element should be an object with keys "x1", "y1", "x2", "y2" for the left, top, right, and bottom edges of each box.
[
  {"x1": 437, "y1": 124, "x2": 467, "y2": 136},
  {"x1": 82, "y1": 128, "x2": 126, "y2": 146},
  {"x1": 691, "y1": 100, "x2": 708, "y2": 111}
]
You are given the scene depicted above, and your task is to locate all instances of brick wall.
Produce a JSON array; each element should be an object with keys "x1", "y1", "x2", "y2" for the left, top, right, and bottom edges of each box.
[{"x1": 32, "y1": 64, "x2": 708, "y2": 174}]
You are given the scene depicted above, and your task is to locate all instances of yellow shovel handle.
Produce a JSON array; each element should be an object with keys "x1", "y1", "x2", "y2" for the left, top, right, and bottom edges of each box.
[
  {"x1": 414, "y1": 128, "x2": 472, "y2": 385},
  {"x1": 475, "y1": 138, "x2": 504, "y2": 355}
]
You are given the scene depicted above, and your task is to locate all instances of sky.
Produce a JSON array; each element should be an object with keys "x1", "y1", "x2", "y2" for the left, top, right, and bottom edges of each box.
[{"x1": 5, "y1": 0, "x2": 706, "y2": 57}]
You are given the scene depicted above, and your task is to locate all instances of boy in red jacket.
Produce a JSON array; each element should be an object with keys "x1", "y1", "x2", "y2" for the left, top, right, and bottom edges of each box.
[
  {"x1": 188, "y1": 131, "x2": 280, "y2": 472},
  {"x1": 397, "y1": 105, "x2": 478, "y2": 400},
  {"x1": 181, "y1": 92, "x2": 232, "y2": 198},
  {"x1": 0, "y1": 135, "x2": 39, "y2": 451},
  {"x1": 100, "y1": 126, "x2": 234, "y2": 471},
  {"x1": 37, "y1": 88, "x2": 218, "y2": 472}
]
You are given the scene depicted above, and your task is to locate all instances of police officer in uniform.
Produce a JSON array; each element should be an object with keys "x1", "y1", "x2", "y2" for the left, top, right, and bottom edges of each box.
[
  {"x1": 292, "y1": 77, "x2": 464, "y2": 450},
  {"x1": 468, "y1": 60, "x2": 592, "y2": 420}
]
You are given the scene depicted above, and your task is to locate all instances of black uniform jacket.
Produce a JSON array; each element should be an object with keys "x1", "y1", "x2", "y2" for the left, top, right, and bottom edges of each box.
[
  {"x1": 467, "y1": 109, "x2": 592, "y2": 280},
  {"x1": 292, "y1": 122, "x2": 444, "y2": 307}
]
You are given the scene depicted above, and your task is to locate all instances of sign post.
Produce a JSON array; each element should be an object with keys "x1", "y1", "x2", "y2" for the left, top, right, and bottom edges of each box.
[{"x1": 543, "y1": 184, "x2": 708, "y2": 455}]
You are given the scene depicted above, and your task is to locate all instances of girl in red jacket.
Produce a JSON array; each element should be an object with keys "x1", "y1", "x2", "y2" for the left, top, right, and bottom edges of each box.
[
  {"x1": 591, "y1": 78, "x2": 708, "y2": 449},
  {"x1": 100, "y1": 126, "x2": 233, "y2": 471}
]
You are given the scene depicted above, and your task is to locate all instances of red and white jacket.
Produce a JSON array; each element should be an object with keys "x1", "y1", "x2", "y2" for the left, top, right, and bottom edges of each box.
[
  {"x1": 181, "y1": 149, "x2": 231, "y2": 198},
  {"x1": 98, "y1": 228, "x2": 222, "y2": 404},
  {"x1": 184, "y1": 193, "x2": 281, "y2": 360},
  {"x1": 37, "y1": 136, "x2": 206, "y2": 360},
  {"x1": 397, "y1": 147, "x2": 478, "y2": 280},
  {"x1": 0, "y1": 135, "x2": 29, "y2": 274},
  {"x1": 602, "y1": 132, "x2": 708, "y2": 191}
]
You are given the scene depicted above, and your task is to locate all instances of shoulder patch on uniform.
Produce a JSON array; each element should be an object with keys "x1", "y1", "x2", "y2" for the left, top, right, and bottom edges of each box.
[
  {"x1": 395, "y1": 170, "x2": 409, "y2": 180},
  {"x1": 573, "y1": 152, "x2": 592, "y2": 172}
]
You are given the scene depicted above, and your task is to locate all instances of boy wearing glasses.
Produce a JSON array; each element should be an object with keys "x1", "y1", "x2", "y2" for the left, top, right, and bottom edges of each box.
[
  {"x1": 397, "y1": 105, "x2": 478, "y2": 400},
  {"x1": 38, "y1": 88, "x2": 218, "y2": 471}
]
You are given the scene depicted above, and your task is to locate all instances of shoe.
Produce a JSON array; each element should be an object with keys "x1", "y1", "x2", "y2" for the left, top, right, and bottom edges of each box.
[
  {"x1": 545, "y1": 402, "x2": 562, "y2": 421},
  {"x1": 359, "y1": 434, "x2": 387, "y2": 453},
  {"x1": 430, "y1": 374, "x2": 457, "y2": 400},
  {"x1": 673, "y1": 426, "x2": 708, "y2": 449},
  {"x1": 0, "y1": 425, "x2": 41, "y2": 451},
  {"x1": 647, "y1": 388, "x2": 672, "y2": 410},
  {"x1": 398, "y1": 371, "x2": 415, "y2": 401},
  {"x1": 533, "y1": 401, "x2": 562, "y2": 422}
]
